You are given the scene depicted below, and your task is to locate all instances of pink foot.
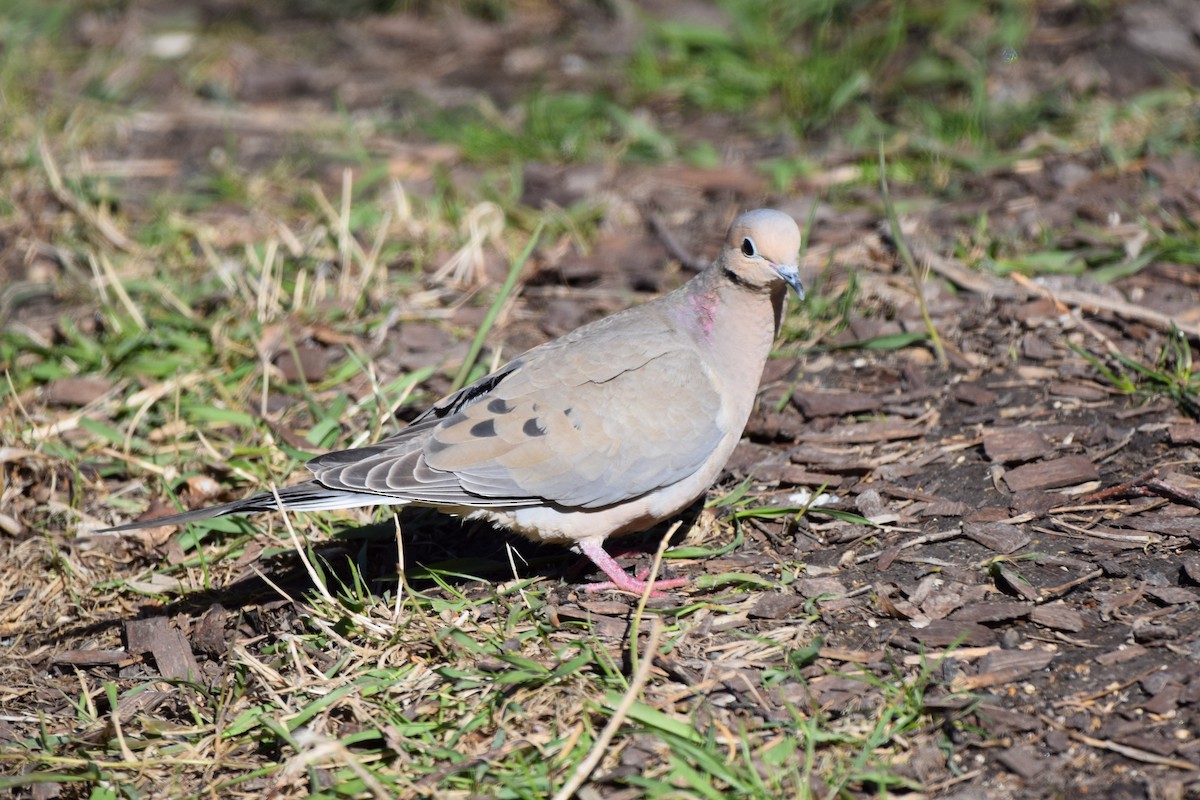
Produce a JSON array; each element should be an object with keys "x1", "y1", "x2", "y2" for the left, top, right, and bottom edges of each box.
[{"x1": 577, "y1": 540, "x2": 688, "y2": 597}]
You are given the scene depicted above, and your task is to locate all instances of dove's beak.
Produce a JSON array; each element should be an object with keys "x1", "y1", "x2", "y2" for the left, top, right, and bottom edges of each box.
[{"x1": 775, "y1": 263, "x2": 805, "y2": 300}]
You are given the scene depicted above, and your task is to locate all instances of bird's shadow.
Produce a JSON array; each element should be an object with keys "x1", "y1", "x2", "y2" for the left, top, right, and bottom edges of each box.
[
  {"x1": 39, "y1": 503, "x2": 702, "y2": 656},
  {"x1": 149, "y1": 501, "x2": 704, "y2": 620}
]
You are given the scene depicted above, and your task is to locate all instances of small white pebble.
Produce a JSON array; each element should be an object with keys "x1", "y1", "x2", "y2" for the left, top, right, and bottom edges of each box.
[
  {"x1": 149, "y1": 32, "x2": 194, "y2": 60},
  {"x1": 787, "y1": 489, "x2": 837, "y2": 507}
]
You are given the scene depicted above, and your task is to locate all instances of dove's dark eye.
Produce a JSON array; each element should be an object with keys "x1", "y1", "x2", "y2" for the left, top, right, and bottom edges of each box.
[{"x1": 741, "y1": 237, "x2": 756, "y2": 257}]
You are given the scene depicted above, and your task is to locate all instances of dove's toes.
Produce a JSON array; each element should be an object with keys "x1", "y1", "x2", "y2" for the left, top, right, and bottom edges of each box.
[
  {"x1": 581, "y1": 573, "x2": 689, "y2": 597},
  {"x1": 577, "y1": 539, "x2": 689, "y2": 596}
]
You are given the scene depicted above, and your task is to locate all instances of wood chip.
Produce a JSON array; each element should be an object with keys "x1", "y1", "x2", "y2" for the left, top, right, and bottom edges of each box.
[
  {"x1": 977, "y1": 704, "x2": 1041, "y2": 733},
  {"x1": 919, "y1": 586, "x2": 968, "y2": 619},
  {"x1": 1169, "y1": 424, "x2": 1200, "y2": 445},
  {"x1": 552, "y1": 605, "x2": 626, "y2": 638},
  {"x1": 1029, "y1": 603, "x2": 1086, "y2": 632},
  {"x1": 1095, "y1": 645, "x2": 1147, "y2": 666},
  {"x1": 577, "y1": 600, "x2": 630, "y2": 616},
  {"x1": 964, "y1": 507, "x2": 1015, "y2": 523},
  {"x1": 997, "y1": 745, "x2": 1045, "y2": 779},
  {"x1": 992, "y1": 563, "x2": 1041, "y2": 601},
  {"x1": 1021, "y1": 333, "x2": 1057, "y2": 361},
  {"x1": 748, "y1": 594, "x2": 805, "y2": 620},
  {"x1": 794, "y1": 577, "x2": 848, "y2": 599},
  {"x1": 1144, "y1": 586, "x2": 1200, "y2": 605},
  {"x1": 983, "y1": 428, "x2": 1050, "y2": 464},
  {"x1": 964, "y1": 521, "x2": 1030, "y2": 553},
  {"x1": 788, "y1": 444, "x2": 870, "y2": 470},
  {"x1": 1016, "y1": 365, "x2": 1057, "y2": 381},
  {"x1": 1141, "y1": 666, "x2": 1196, "y2": 695},
  {"x1": 48, "y1": 649, "x2": 130, "y2": 667},
  {"x1": 909, "y1": 619, "x2": 997, "y2": 647},
  {"x1": 1184, "y1": 554, "x2": 1200, "y2": 584},
  {"x1": 1129, "y1": 516, "x2": 1200, "y2": 538},
  {"x1": 1002, "y1": 455, "x2": 1099, "y2": 492},
  {"x1": 795, "y1": 422, "x2": 924, "y2": 444},
  {"x1": 950, "y1": 600, "x2": 1031, "y2": 624},
  {"x1": 1141, "y1": 684, "x2": 1182, "y2": 716},
  {"x1": 956, "y1": 649, "x2": 1055, "y2": 690},
  {"x1": 914, "y1": 498, "x2": 970, "y2": 517},
  {"x1": 1002, "y1": 297, "x2": 1058, "y2": 323},
  {"x1": 1009, "y1": 490, "x2": 1067, "y2": 515},
  {"x1": 882, "y1": 386, "x2": 942, "y2": 405},
  {"x1": 791, "y1": 390, "x2": 881, "y2": 418},
  {"x1": 817, "y1": 647, "x2": 885, "y2": 664},
  {"x1": 1048, "y1": 381, "x2": 1109, "y2": 401},
  {"x1": 877, "y1": 591, "x2": 928, "y2": 623},
  {"x1": 125, "y1": 617, "x2": 201, "y2": 681},
  {"x1": 952, "y1": 382, "x2": 998, "y2": 406},
  {"x1": 274, "y1": 344, "x2": 329, "y2": 383},
  {"x1": 1113, "y1": 734, "x2": 1178, "y2": 757},
  {"x1": 807, "y1": 674, "x2": 873, "y2": 712},
  {"x1": 741, "y1": 461, "x2": 846, "y2": 487},
  {"x1": 775, "y1": 467, "x2": 846, "y2": 487}
]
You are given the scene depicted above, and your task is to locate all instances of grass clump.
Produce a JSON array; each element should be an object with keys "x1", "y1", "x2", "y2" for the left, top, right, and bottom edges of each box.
[
  {"x1": 1073, "y1": 325, "x2": 1200, "y2": 418},
  {"x1": 422, "y1": 91, "x2": 676, "y2": 165},
  {"x1": 629, "y1": 0, "x2": 1031, "y2": 148}
]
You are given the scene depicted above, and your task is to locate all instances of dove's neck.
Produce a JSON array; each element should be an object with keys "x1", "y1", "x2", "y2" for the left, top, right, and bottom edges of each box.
[{"x1": 674, "y1": 264, "x2": 787, "y2": 367}]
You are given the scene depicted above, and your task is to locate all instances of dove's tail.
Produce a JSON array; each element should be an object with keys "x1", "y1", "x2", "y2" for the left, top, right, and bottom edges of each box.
[{"x1": 98, "y1": 481, "x2": 409, "y2": 532}]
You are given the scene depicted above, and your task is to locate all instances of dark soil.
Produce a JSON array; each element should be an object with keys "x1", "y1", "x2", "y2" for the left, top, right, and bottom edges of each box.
[{"x1": 4, "y1": 1, "x2": 1200, "y2": 797}]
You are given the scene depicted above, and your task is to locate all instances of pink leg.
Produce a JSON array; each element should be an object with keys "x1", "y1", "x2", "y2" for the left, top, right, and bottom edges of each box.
[{"x1": 577, "y1": 539, "x2": 688, "y2": 597}]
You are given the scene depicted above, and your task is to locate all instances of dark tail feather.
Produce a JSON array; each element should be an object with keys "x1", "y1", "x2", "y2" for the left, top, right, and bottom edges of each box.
[{"x1": 97, "y1": 482, "x2": 336, "y2": 532}]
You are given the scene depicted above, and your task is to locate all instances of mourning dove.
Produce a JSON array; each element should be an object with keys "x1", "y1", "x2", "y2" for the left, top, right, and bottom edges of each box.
[{"x1": 102, "y1": 209, "x2": 804, "y2": 595}]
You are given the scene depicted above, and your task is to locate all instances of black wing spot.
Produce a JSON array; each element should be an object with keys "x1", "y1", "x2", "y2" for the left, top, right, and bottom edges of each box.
[
  {"x1": 469, "y1": 420, "x2": 498, "y2": 438},
  {"x1": 523, "y1": 418, "x2": 546, "y2": 437},
  {"x1": 487, "y1": 398, "x2": 513, "y2": 414},
  {"x1": 431, "y1": 366, "x2": 518, "y2": 419},
  {"x1": 564, "y1": 407, "x2": 583, "y2": 431}
]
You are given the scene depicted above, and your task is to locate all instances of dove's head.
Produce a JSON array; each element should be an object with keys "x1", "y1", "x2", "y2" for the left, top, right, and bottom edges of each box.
[{"x1": 723, "y1": 209, "x2": 804, "y2": 299}]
